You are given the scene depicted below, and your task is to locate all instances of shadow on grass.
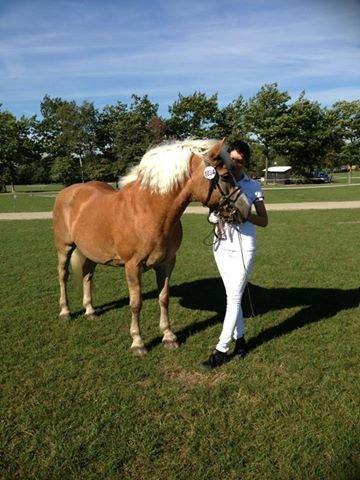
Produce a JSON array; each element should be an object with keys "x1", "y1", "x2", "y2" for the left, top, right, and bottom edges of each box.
[
  {"x1": 80, "y1": 277, "x2": 359, "y2": 353},
  {"x1": 171, "y1": 280, "x2": 359, "y2": 353}
]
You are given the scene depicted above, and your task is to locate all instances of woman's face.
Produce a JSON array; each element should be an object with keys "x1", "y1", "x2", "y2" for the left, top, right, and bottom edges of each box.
[{"x1": 229, "y1": 150, "x2": 246, "y2": 179}]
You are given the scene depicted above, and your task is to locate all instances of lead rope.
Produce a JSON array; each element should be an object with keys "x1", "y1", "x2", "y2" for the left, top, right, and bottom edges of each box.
[{"x1": 202, "y1": 224, "x2": 217, "y2": 246}]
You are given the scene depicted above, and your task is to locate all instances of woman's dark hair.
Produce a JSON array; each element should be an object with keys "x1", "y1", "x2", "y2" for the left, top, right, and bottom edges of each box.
[{"x1": 228, "y1": 140, "x2": 251, "y2": 168}]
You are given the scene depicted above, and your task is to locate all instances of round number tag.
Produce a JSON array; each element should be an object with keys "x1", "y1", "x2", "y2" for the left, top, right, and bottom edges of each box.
[{"x1": 203, "y1": 166, "x2": 216, "y2": 180}]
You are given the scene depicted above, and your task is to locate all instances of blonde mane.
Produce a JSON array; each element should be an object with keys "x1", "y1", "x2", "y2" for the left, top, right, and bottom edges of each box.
[{"x1": 119, "y1": 139, "x2": 224, "y2": 194}]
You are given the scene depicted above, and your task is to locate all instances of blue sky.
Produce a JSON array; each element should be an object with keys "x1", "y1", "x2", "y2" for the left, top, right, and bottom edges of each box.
[{"x1": 1, "y1": 0, "x2": 359, "y2": 118}]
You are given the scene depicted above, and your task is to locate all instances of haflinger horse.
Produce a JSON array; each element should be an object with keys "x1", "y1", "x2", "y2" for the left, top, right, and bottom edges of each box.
[{"x1": 52, "y1": 139, "x2": 250, "y2": 356}]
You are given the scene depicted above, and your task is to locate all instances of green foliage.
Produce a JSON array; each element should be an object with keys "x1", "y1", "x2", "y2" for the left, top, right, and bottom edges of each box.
[
  {"x1": 286, "y1": 93, "x2": 331, "y2": 175},
  {"x1": 167, "y1": 91, "x2": 220, "y2": 138},
  {"x1": 98, "y1": 95, "x2": 162, "y2": 178},
  {"x1": 1, "y1": 90, "x2": 360, "y2": 190},
  {"x1": 246, "y1": 83, "x2": 291, "y2": 156},
  {"x1": 244, "y1": 84, "x2": 292, "y2": 183},
  {"x1": 38, "y1": 95, "x2": 98, "y2": 182},
  {"x1": 217, "y1": 95, "x2": 249, "y2": 140},
  {"x1": 50, "y1": 156, "x2": 81, "y2": 185},
  {"x1": 329, "y1": 100, "x2": 360, "y2": 166},
  {"x1": 0, "y1": 105, "x2": 39, "y2": 191}
]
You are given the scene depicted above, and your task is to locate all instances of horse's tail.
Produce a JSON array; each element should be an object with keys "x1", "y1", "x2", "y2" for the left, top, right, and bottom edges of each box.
[{"x1": 70, "y1": 248, "x2": 86, "y2": 288}]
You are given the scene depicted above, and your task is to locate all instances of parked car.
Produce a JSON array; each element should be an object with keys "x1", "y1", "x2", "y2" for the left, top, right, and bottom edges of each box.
[{"x1": 309, "y1": 171, "x2": 332, "y2": 183}]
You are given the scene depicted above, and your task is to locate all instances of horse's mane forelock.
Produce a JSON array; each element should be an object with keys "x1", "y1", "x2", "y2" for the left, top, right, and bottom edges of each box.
[{"x1": 118, "y1": 139, "x2": 223, "y2": 194}]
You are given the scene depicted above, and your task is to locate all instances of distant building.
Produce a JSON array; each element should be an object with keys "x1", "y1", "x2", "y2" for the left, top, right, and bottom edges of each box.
[{"x1": 263, "y1": 166, "x2": 292, "y2": 184}]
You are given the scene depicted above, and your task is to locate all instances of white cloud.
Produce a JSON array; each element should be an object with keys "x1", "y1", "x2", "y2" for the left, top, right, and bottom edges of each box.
[{"x1": 0, "y1": 0, "x2": 359, "y2": 115}]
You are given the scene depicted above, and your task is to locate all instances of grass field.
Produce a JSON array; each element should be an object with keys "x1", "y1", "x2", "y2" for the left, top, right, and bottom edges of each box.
[
  {"x1": 1, "y1": 211, "x2": 359, "y2": 479},
  {"x1": 0, "y1": 194, "x2": 56, "y2": 213},
  {"x1": 3, "y1": 184, "x2": 63, "y2": 193},
  {"x1": 332, "y1": 172, "x2": 360, "y2": 184},
  {"x1": 1, "y1": 182, "x2": 360, "y2": 213},
  {"x1": 263, "y1": 183, "x2": 360, "y2": 203}
]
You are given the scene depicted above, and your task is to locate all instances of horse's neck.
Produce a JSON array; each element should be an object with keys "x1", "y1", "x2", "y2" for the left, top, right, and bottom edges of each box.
[
  {"x1": 119, "y1": 183, "x2": 191, "y2": 227},
  {"x1": 153, "y1": 188, "x2": 191, "y2": 228}
]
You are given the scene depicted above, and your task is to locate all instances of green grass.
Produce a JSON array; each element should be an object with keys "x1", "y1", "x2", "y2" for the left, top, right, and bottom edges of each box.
[
  {"x1": 1, "y1": 212, "x2": 359, "y2": 479},
  {"x1": 4, "y1": 184, "x2": 63, "y2": 193},
  {"x1": 264, "y1": 183, "x2": 360, "y2": 203},
  {"x1": 0, "y1": 193, "x2": 56, "y2": 213},
  {"x1": 332, "y1": 172, "x2": 360, "y2": 183},
  {"x1": 1, "y1": 182, "x2": 360, "y2": 213}
]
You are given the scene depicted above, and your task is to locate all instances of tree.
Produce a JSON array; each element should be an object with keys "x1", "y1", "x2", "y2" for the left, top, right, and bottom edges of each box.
[
  {"x1": 97, "y1": 95, "x2": 161, "y2": 179},
  {"x1": 328, "y1": 101, "x2": 360, "y2": 182},
  {"x1": 217, "y1": 95, "x2": 249, "y2": 141},
  {"x1": 38, "y1": 95, "x2": 98, "y2": 184},
  {"x1": 286, "y1": 93, "x2": 331, "y2": 176},
  {"x1": 0, "y1": 106, "x2": 38, "y2": 192},
  {"x1": 167, "y1": 92, "x2": 220, "y2": 138},
  {"x1": 50, "y1": 156, "x2": 81, "y2": 185},
  {"x1": 245, "y1": 83, "x2": 291, "y2": 183},
  {"x1": 96, "y1": 100, "x2": 127, "y2": 178}
]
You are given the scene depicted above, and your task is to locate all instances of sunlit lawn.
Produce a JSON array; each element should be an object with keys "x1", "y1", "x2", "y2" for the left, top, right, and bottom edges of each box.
[
  {"x1": 0, "y1": 194, "x2": 56, "y2": 213},
  {"x1": 263, "y1": 183, "x2": 360, "y2": 203},
  {"x1": 1, "y1": 181, "x2": 360, "y2": 213},
  {"x1": 4, "y1": 184, "x2": 63, "y2": 193},
  {"x1": 1, "y1": 211, "x2": 359, "y2": 479}
]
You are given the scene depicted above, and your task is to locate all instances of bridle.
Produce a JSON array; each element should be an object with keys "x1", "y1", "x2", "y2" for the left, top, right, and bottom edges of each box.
[{"x1": 203, "y1": 158, "x2": 247, "y2": 224}]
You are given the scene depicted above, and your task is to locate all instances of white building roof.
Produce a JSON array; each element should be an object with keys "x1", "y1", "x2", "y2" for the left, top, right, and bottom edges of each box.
[{"x1": 263, "y1": 166, "x2": 292, "y2": 173}]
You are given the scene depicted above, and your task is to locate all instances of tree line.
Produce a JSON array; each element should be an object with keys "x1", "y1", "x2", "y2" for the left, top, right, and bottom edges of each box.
[{"x1": 0, "y1": 83, "x2": 359, "y2": 192}]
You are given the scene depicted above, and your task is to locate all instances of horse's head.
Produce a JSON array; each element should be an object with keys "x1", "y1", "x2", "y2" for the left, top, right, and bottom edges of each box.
[{"x1": 189, "y1": 139, "x2": 251, "y2": 222}]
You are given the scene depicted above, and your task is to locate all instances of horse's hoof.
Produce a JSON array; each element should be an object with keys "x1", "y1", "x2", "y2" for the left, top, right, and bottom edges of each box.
[
  {"x1": 131, "y1": 346, "x2": 148, "y2": 357},
  {"x1": 85, "y1": 313, "x2": 98, "y2": 320},
  {"x1": 163, "y1": 340, "x2": 179, "y2": 350},
  {"x1": 59, "y1": 313, "x2": 71, "y2": 321}
]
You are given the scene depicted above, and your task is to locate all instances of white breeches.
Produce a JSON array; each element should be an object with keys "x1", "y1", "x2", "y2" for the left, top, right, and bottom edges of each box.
[{"x1": 213, "y1": 245, "x2": 255, "y2": 352}]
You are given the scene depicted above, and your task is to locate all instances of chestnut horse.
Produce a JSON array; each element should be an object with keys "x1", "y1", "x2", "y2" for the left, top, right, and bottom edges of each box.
[{"x1": 52, "y1": 139, "x2": 250, "y2": 356}]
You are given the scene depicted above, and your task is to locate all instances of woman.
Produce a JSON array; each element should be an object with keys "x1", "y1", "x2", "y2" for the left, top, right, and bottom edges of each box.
[{"x1": 202, "y1": 140, "x2": 268, "y2": 369}]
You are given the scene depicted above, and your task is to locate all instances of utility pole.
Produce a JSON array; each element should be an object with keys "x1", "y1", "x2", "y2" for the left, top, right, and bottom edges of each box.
[
  {"x1": 264, "y1": 157, "x2": 268, "y2": 185},
  {"x1": 79, "y1": 156, "x2": 84, "y2": 183}
]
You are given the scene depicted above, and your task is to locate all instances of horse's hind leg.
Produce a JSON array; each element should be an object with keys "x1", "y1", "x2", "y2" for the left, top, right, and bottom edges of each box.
[
  {"x1": 57, "y1": 246, "x2": 74, "y2": 320},
  {"x1": 82, "y1": 258, "x2": 97, "y2": 318},
  {"x1": 155, "y1": 256, "x2": 179, "y2": 350},
  {"x1": 70, "y1": 249, "x2": 97, "y2": 318},
  {"x1": 125, "y1": 262, "x2": 147, "y2": 357}
]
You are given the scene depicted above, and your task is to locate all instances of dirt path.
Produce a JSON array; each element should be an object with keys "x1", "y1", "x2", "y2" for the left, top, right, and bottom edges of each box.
[
  {"x1": 186, "y1": 200, "x2": 360, "y2": 214},
  {"x1": 1, "y1": 201, "x2": 360, "y2": 220},
  {"x1": 0, "y1": 212, "x2": 53, "y2": 220}
]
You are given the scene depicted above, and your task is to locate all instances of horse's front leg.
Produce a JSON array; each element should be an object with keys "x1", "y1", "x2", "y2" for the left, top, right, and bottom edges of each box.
[
  {"x1": 155, "y1": 256, "x2": 179, "y2": 350},
  {"x1": 125, "y1": 262, "x2": 147, "y2": 357}
]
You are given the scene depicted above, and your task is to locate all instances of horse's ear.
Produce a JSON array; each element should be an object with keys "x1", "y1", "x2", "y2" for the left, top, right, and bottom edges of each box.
[{"x1": 208, "y1": 139, "x2": 226, "y2": 163}]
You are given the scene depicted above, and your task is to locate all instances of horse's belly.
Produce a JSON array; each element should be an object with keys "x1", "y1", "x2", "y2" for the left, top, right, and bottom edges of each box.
[
  {"x1": 76, "y1": 242, "x2": 121, "y2": 265},
  {"x1": 72, "y1": 228, "x2": 121, "y2": 265},
  {"x1": 71, "y1": 201, "x2": 121, "y2": 264}
]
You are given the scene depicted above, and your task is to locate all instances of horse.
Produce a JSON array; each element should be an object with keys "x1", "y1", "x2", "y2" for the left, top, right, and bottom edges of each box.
[{"x1": 52, "y1": 139, "x2": 250, "y2": 356}]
